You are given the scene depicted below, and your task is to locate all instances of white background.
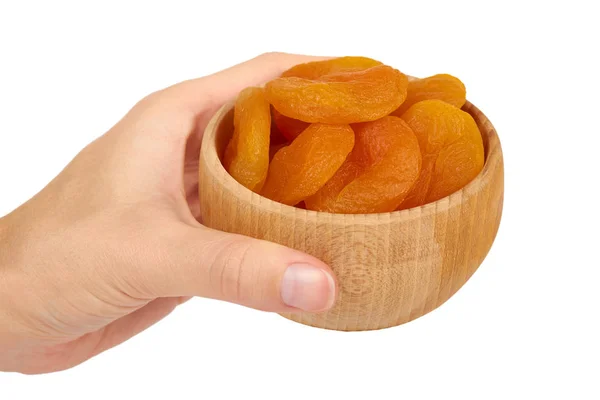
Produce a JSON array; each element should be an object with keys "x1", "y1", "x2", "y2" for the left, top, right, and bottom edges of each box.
[{"x1": 1, "y1": 1, "x2": 599, "y2": 399}]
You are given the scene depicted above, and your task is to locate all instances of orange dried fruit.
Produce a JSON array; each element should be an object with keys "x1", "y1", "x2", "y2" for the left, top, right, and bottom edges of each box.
[
  {"x1": 223, "y1": 57, "x2": 482, "y2": 214},
  {"x1": 391, "y1": 74, "x2": 466, "y2": 117},
  {"x1": 223, "y1": 87, "x2": 271, "y2": 192},
  {"x1": 269, "y1": 142, "x2": 287, "y2": 161},
  {"x1": 305, "y1": 116, "x2": 421, "y2": 214},
  {"x1": 265, "y1": 65, "x2": 408, "y2": 124},
  {"x1": 261, "y1": 124, "x2": 355, "y2": 206},
  {"x1": 271, "y1": 107, "x2": 309, "y2": 142},
  {"x1": 281, "y1": 56, "x2": 383, "y2": 79},
  {"x1": 398, "y1": 99, "x2": 484, "y2": 209}
]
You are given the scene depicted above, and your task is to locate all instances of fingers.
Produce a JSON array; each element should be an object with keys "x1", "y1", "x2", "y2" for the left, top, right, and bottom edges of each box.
[
  {"x1": 109, "y1": 52, "x2": 330, "y2": 183},
  {"x1": 89, "y1": 297, "x2": 185, "y2": 357},
  {"x1": 120, "y1": 52, "x2": 330, "y2": 133},
  {"x1": 103, "y1": 53, "x2": 338, "y2": 314},
  {"x1": 162, "y1": 52, "x2": 332, "y2": 111},
  {"x1": 18, "y1": 298, "x2": 186, "y2": 374},
  {"x1": 132, "y1": 225, "x2": 337, "y2": 313}
]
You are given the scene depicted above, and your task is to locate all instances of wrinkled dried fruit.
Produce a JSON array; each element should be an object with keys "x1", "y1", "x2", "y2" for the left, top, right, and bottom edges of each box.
[
  {"x1": 223, "y1": 57, "x2": 483, "y2": 214},
  {"x1": 223, "y1": 87, "x2": 271, "y2": 192},
  {"x1": 271, "y1": 107, "x2": 309, "y2": 141},
  {"x1": 391, "y1": 74, "x2": 466, "y2": 117},
  {"x1": 261, "y1": 124, "x2": 355, "y2": 206},
  {"x1": 281, "y1": 56, "x2": 383, "y2": 79},
  {"x1": 265, "y1": 65, "x2": 408, "y2": 124},
  {"x1": 305, "y1": 116, "x2": 421, "y2": 214},
  {"x1": 398, "y1": 100, "x2": 484, "y2": 209}
]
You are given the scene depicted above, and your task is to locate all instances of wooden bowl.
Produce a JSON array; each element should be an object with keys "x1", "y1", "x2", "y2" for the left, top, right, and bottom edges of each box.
[{"x1": 198, "y1": 101, "x2": 504, "y2": 331}]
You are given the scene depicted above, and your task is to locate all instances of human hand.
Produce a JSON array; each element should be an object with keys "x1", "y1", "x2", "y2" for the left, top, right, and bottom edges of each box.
[{"x1": 0, "y1": 53, "x2": 337, "y2": 374}]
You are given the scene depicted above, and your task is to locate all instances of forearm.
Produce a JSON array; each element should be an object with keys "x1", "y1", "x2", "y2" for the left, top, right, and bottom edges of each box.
[
  {"x1": 0, "y1": 213, "x2": 15, "y2": 293},
  {"x1": 0, "y1": 210, "x2": 33, "y2": 335},
  {"x1": 0, "y1": 213, "x2": 18, "y2": 361},
  {"x1": 0, "y1": 211, "x2": 38, "y2": 372},
  {"x1": 0, "y1": 214, "x2": 9, "y2": 248},
  {"x1": 0, "y1": 210, "x2": 26, "y2": 283}
]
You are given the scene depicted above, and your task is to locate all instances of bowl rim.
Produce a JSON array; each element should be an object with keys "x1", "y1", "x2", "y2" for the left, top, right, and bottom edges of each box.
[{"x1": 200, "y1": 99, "x2": 502, "y2": 224}]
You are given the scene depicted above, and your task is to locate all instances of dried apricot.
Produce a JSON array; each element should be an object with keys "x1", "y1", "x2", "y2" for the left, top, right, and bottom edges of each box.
[
  {"x1": 269, "y1": 142, "x2": 287, "y2": 161},
  {"x1": 281, "y1": 56, "x2": 383, "y2": 79},
  {"x1": 265, "y1": 65, "x2": 408, "y2": 124},
  {"x1": 271, "y1": 107, "x2": 309, "y2": 141},
  {"x1": 261, "y1": 124, "x2": 355, "y2": 206},
  {"x1": 223, "y1": 57, "x2": 483, "y2": 214},
  {"x1": 391, "y1": 74, "x2": 466, "y2": 117},
  {"x1": 223, "y1": 87, "x2": 270, "y2": 192},
  {"x1": 305, "y1": 116, "x2": 421, "y2": 214},
  {"x1": 398, "y1": 100, "x2": 484, "y2": 209}
]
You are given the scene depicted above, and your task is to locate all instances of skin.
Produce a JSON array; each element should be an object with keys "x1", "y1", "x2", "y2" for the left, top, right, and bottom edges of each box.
[{"x1": 0, "y1": 53, "x2": 336, "y2": 375}]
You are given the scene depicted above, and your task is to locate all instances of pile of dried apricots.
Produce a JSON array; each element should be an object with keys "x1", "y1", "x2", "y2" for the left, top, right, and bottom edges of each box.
[{"x1": 223, "y1": 56, "x2": 484, "y2": 214}]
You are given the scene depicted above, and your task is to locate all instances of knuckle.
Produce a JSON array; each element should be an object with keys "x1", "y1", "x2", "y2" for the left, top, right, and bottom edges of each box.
[
  {"x1": 128, "y1": 89, "x2": 169, "y2": 119},
  {"x1": 137, "y1": 89, "x2": 164, "y2": 106},
  {"x1": 213, "y1": 238, "x2": 256, "y2": 302},
  {"x1": 258, "y1": 51, "x2": 286, "y2": 61}
]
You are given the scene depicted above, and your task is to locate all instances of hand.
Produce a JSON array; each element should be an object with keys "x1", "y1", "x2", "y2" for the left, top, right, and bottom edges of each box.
[{"x1": 0, "y1": 52, "x2": 337, "y2": 374}]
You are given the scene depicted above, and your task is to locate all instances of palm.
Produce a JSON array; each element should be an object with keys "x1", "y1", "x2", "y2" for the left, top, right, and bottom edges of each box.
[
  {"x1": 8, "y1": 53, "x2": 328, "y2": 374},
  {"x1": 19, "y1": 109, "x2": 218, "y2": 374}
]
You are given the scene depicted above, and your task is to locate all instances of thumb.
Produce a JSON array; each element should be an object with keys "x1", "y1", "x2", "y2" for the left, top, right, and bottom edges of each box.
[{"x1": 136, "y1": 225, "x2": 337, "y2": 313}]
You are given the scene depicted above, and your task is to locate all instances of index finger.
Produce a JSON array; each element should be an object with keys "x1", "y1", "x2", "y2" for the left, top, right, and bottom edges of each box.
[{"x1": 163, "y1": 52, "x2": 332, "y2": 111}]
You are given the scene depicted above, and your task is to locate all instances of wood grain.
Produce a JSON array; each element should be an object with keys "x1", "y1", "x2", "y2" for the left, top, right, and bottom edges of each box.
[{"x1": 199, "y1": 100, "x2": 504, "y2": 331}]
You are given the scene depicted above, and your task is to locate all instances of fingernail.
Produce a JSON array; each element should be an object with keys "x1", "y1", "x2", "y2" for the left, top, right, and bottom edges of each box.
[{"x1": 281, "y1": 264, "x2": 336, "y2": 312}]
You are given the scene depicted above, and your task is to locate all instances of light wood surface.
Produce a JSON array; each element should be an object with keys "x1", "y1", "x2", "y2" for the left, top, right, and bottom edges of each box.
[{"x1": 199, "y1": 100, "x2": 504, "y2": 331}]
